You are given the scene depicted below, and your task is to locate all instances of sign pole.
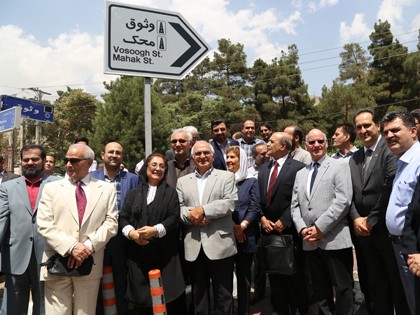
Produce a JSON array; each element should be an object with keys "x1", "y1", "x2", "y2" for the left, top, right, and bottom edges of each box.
[{"x1": 144, "y1": 77, "x2": 152, "y2": 157}]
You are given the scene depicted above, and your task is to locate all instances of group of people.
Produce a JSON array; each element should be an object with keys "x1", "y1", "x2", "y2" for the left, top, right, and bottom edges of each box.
[{"x1": 0, "y1": 108, "x2": 420, "y2": 315}]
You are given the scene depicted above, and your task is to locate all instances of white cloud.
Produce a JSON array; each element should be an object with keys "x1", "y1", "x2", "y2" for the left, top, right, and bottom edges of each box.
[
  {"x1": 339, "y1": 13, "x2": 371, "y2": 45},
  {"x1": 0, "y1": 25, "x2": 117, "y2": 101},
  {"x1": 308, "y1": 0, "x2": 339, "y2": 13},
  {"x1": 377, "y1": 0, "x2": 413, "y2": 26},
  {"x1": 411, "y1": 14, "x2": 420, "y2": 32}
]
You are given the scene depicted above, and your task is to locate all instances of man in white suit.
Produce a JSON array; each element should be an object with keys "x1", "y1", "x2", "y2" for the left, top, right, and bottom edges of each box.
[
  {"x1": 292, "y1": 129, "x2": 354, "y2": 315},
  {"x1": 0, "y1": 145, "x2": 60, "y2": 315},
  {"x1": 37, "y1": 144, "x2": 118, "y2": 315},
  {"x1": 177, "y1": 141, "x2": 238, "y2": 315}
]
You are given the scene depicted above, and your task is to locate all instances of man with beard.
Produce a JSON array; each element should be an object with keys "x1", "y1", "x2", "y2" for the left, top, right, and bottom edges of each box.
[
  {"x1": 90, "y1": 142, "x2": 140, "y2": 315},
  {"x1": 210, "y1": 119, "x2": 239, "y2": 171},
  {"x1": 0, "y1": 144, "x2": 60, "y2": 315}
]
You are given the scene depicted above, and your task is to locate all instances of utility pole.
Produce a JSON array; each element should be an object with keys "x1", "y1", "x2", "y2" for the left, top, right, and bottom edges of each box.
[{"x1": 27, "y1": 87, "x2": 51, "y2": 144}]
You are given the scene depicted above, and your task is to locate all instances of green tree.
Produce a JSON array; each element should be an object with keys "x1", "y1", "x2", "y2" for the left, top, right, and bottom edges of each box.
[
  {"x1": 43, "y1": 87, "x2": 98, "y2": 161},
  {"x1": 339, "y1": 43, "x2": 370, "y2": 83}
]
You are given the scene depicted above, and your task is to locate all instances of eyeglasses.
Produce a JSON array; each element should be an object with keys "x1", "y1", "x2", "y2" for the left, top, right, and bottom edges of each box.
[
  {"x1": 307, "y1": 139, "x2": 325, "y2": 145},
  {"x1": 171, "y1": 139, "x2": 188, "y2": 144},
  {"x1": 63, "y1": 158, "x2": 89, "y2": 165},
  {"x1": 213, "y1": 128, "x2": 226, "y2": 132},
  {"x1": 194, "y1": 150, "x2": 211, "y2": 157},
  {"x1": 148, "y1": 163, "x2": 166, "y2": 170}
]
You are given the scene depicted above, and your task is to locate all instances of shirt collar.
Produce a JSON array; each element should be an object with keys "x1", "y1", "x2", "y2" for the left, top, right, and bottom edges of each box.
[
  {"x1": 195, "y1": 167, "x2": 213, "y2": 179},
  {"x1": 399, "y1": 141, "x2": 420, "y2": 165},
  {"x1": 24, "y1": 176, "x2": 43, "y2": 186},
  {"x1": 364, "y1": 135, "x2": 382, "y2": 152},
  {"x1": 312, "y1": 154, "x2": 326, "y2": 167}
]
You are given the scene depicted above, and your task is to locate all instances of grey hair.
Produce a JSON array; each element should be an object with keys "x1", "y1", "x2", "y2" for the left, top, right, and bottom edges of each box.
[
  {"x1": 183, "y1": 126, "x2": 198, "y2": 135},
  {"x1": 69, "y1": 144, "x2": 95, "y2": 159},
  {"x1": 171, "y1": 129, "x2": 192, "y2": 141},
  {"x1": 191, "y1": 141, "x2": 214, "y2": 156}
]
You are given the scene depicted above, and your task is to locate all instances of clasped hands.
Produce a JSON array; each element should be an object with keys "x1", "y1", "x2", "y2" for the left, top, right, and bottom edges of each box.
[
  {"x1": 407, "y1": 254, "x2": 420, "y2": 277},
  {"x1": 301, "y1": 225, "x2": 324, "y2": 244},
  {"x1": 129, "y1": 226, "x2": 158, "y2": 246},
  {"x1": 68, "y1": 242, "x2": 92, "y2": 269},
  {"x1": 188, "y1": 206, "x2": 211, "y2": 226},
  {"x1": 260, "y1": 216, "x2": 285, "y2": 234},
  {"x1": 353, "y1": 216, "x2": 372, "y2": 237}
]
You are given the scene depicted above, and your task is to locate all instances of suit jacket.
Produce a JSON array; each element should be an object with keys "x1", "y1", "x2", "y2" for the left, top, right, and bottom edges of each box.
[
  {"x1": 37, "y1": 176, "x2": 118, "y2": 280},
  {"x1": 258, "y1": 157, "x2": 305, "y2": 230},
  {"x1": 90, "y1": 168, "x2": 140, "y2": 210},
  {"x1": 1, "y1": 171, "x2": 19, "y2": 183},
  {"x1": 211, "y1": 139, "x2": 239, "y2": 171},
  {"x1": 0, "y1": 174, "x2": 61, "y2": 274},
  {"x1": 291, "y1": 155, "x2": 353, "y2": 251},
  {"x1": 349, "y1": 137, "x2": 397, "y2": 230},
  {"x1": 177, "y1": 168, "x2": 238, "y2": 261}
]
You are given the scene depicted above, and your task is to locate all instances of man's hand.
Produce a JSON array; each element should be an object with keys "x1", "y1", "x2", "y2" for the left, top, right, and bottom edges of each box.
[
  {"x1": 70, "y1": 242, "x2": 92, "y2": 268},
  {"x1": 260, "y1": 216, "x2": 275, "y2": 233},
  {"x1": 353, "y1": 217, "x2": 371, "y2": 237},
  {"x1": 303, "y1": 225, "x2": 323, "y2": 244},
  {"x1": 407, "y1": 254, "x2": 420, "y2": 277},
  {"x1": 273, "y1": 219, "x2": 285, "y2": 234},
  {"x1": 188, "y1": 206, "x2": 205, "y2": 224}
]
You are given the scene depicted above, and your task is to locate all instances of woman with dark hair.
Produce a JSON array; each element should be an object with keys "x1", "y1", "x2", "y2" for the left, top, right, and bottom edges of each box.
[
  {"x1": 119, "y1": 153, "x2": 186, "y2": 314},
  {"x1": 226, "y1": 146, "x2": 261, "y2": 315}
]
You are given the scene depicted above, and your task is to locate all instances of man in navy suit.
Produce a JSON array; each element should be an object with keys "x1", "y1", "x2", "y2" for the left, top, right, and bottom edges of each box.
[
  {"x1": 90, "y1": 142, "x2": 140, "y2": 315},
  {"x1": 210, "y1": 119, "x2": 239, "y2": 170}
]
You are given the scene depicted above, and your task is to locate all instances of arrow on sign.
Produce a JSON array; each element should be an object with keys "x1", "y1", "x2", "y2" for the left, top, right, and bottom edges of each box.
[{"x1": 170, "y1": 22, "x2": 201, "y2": 68}]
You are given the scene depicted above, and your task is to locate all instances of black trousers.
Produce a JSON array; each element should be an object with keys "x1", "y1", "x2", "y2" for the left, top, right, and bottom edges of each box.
[
  {"x1": 306, "y1": 247, "x2": 354, "y2": 315},
  {"x1": 355, "y1": 228, "x2": 410, "y2": 315},
  {"x1": 190, "y1": 248, "x2": 234, "y2": 315},
  {"x1": 234, "y1": 252, "x2": 253, "y2": 315}
]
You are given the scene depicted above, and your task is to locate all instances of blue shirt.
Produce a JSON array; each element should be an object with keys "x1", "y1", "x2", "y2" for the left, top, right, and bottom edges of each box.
[{"x1": 386, "y1": 141, "x2": 420, "y2": 235}]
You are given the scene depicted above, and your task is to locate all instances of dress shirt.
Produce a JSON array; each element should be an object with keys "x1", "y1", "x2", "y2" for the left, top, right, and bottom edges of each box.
[
  {"x1": 386, "y1": 141, "x2": 420, "y2": 235},
  {"x1": 306, "y1": 155, "x2": 327, "y2": 196},
  {"x1": 331, "y1": 146, "x2": 357, "y2": 160},
  {"x1": 195, "y1": 167, "x2": 213, "y2": 205},
  {"x1": 104, "y1": 170, "x2": 122, "y2": 211},
  {"x1": 24, "y1": 176, "x2": 42, "y2": 212},
  {"x1": 268, "y1": 156, "x2": 288, "y2": 184},
  {"x1": 238, "y1": 138, "x2": 265, "y2": 167}
]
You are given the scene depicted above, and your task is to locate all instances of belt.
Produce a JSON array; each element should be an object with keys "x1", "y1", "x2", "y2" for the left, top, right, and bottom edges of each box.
[{"x1": 388, "y1": 234, "x2": 404, "y2": 244}]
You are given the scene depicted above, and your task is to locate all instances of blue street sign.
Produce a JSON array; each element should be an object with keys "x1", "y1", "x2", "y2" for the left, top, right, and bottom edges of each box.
[
  {"x1": 1, "y1": 95, "x2": 54, "y2": 123},
  {"x1": 0, "y1": 107, "x2": 21, "y2": 133}
]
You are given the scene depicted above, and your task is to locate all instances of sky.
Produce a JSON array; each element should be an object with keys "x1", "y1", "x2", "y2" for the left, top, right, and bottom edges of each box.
[{"x1": 0, "y1": 0, "x2": 419, "y2": 103}]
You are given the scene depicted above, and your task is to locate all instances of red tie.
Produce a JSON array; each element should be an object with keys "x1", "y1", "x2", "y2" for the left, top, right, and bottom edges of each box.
[
  {"x1": 266, "y1": 161, "x2": 279, "y2": 207},
  {"x1": 76, "y1": 181, "x2": 87, "y2": 225}
]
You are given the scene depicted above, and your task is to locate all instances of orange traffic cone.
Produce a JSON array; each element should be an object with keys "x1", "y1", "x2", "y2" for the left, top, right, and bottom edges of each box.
[{"x1": 102, "y1": 266, "x2": 117, "y2": 315}]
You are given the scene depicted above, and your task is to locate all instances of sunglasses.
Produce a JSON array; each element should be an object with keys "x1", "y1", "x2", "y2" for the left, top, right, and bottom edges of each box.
[
  {"x1": 307, "y1": 139, "x2": 325, "y2": 145},
  {"x1": 213, "y1": 128, "x2": 226, "y2": 132},
  {"x1": 63, "y1": 158, "x2": 89, "y2": 165},
  {"x1": 171, "y1": 139, "x2": 188, "y2": 144}
]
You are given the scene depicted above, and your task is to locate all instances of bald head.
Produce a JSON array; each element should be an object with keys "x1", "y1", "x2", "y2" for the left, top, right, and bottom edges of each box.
[{"x1": 267, "y1": 132, "x2": 292, "y2": 159}]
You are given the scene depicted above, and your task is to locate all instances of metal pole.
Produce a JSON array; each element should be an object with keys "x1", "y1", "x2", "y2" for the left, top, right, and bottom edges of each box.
[{"x1": 144, "y1": 77, "x2": 152, "y2": 157}]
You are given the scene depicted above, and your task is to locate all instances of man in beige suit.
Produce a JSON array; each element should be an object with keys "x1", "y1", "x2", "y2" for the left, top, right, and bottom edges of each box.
[
  {"x1": 177, "y1": 141, "x2": 238, "y2": 315},
  {"x1": 37, "y1": 144, "x2": 118, "y2": 315}
]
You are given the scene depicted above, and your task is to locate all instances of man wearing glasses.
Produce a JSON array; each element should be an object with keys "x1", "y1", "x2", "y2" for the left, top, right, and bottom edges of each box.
[
  {"x1": 37, "y1": 144, "x2": 118, "y2": 314},
  {"x1": 0, "y1": 144, "x2": 60, "y2": 315},
  {"x1": 210, "y1": 119, "x2": 239, "y2": 171},
  {"x1": 177, "y1": 141, "x2": 238, "y2": 315},
  {"x1": 292, "y1": 129, "x2": 354, "y2": 315}
]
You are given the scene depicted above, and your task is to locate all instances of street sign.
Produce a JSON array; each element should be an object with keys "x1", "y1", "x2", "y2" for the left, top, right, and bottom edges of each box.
[
  {"x1": 0, "y1": 107, "x2": 21, "y2": 133},
  {"x1": 1, "y1": 95, "x2": 54, "y2": 123},
  {"x1": 104, "y1": 2, "x2": 211, "y2": 80}
]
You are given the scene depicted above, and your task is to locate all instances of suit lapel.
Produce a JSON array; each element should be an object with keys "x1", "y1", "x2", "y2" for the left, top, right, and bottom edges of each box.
[
  {"x1": 81, "y1": 179, "x2": 103, "y2": 227},
  {"x1": 302, "y1": 166, "x2": 311, "y2": 200},
  {"x1": 202, "y1": 170, "x2": 218, "y2": 205},
  {"x1": 61, "y1": 180, "x2": 79, "y2": 225},
  {"x1": 310, "y1": 157, "x2": 331, "y2": 200},
  {"x1": 16, "y1": 177, "x2": 33, "y2": 215},
  {"x1": 363, "y1": 138, "x2": 385, "y2": 186}
]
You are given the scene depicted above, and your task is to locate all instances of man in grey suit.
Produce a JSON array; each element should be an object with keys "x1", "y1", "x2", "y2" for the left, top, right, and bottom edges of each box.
[
  {"x1": 0, "y1": 144, "x2": 60, "y2": 315},
  {"x1": 177, "y1": 141, "x2": 238, "y2": 315},
  {"x1": 292, "y1": 129, "x2": 354, "y2": 315}
]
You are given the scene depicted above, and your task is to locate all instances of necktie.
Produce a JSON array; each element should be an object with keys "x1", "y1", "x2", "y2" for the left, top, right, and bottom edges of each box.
[
  {"x1": 310, "y1": 162, "x2": 319, "y2": 193},
  {"x1": 363, "y1": 149, "x2": 373, "y2": 178},
  {"x1": 266, "y1": 161, "x2": 279, "y2": 207},
  {"x1": 76, "y1": 181, "x2": 87, "y2": 225}
]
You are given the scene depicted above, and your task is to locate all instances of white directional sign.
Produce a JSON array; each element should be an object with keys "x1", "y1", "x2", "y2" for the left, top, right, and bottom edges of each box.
[{"x1": 105, "y1": 2, "x2": 211, "y2": 80}]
